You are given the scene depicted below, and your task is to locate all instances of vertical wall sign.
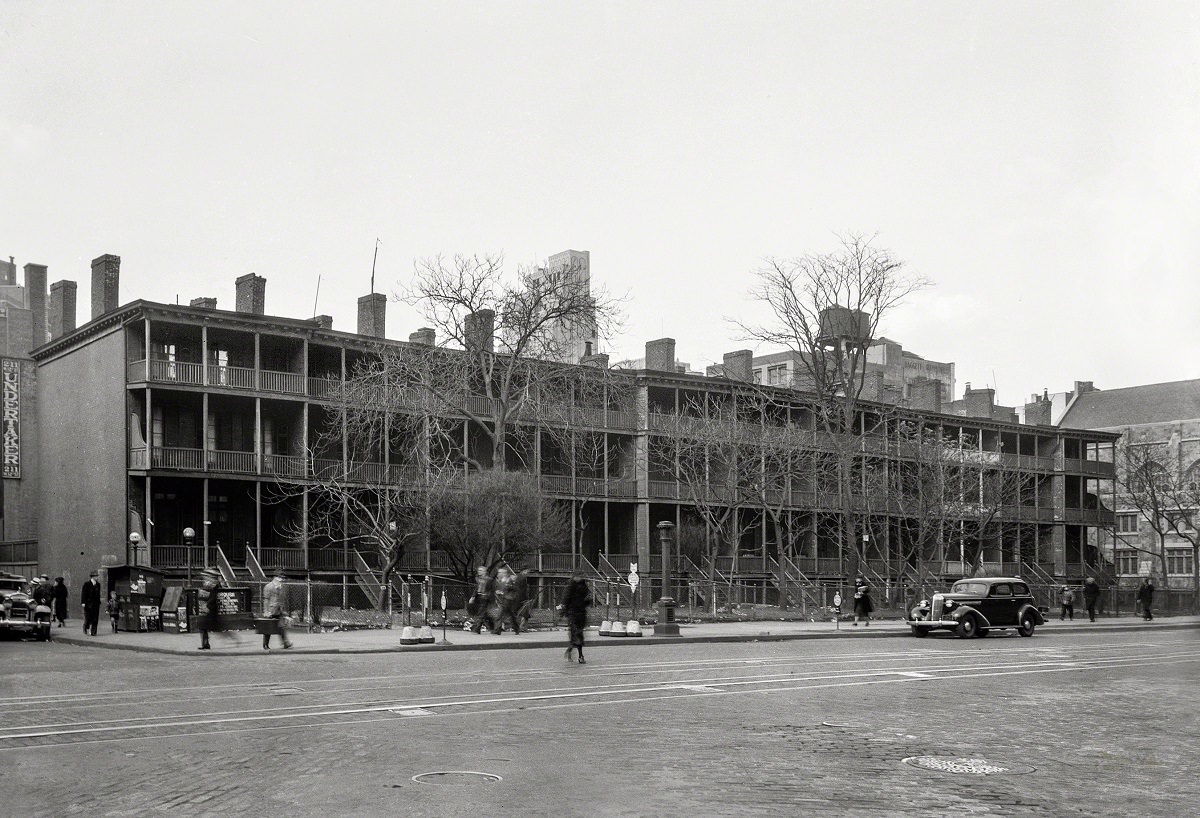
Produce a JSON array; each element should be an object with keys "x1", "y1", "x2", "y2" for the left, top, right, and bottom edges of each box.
[{"x1": 2, "y1": 358, "x2": 19, "y2": 479}]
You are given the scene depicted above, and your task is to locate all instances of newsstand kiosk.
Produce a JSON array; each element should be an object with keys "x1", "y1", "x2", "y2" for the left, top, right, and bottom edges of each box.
[{"x1": 107, "y1": 565, "x2": 166, "y2": 632}]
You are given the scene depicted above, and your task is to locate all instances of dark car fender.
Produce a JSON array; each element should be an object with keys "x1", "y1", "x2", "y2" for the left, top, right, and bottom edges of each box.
[
  {"x1": 950, "y1": 604, "x2": 992, "y2": 629},
  {"x1": 1018, "y1": 603, "x2": 1045, "y2": 626}
]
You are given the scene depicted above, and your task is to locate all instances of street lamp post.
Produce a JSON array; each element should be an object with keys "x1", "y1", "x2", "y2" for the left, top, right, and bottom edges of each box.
[
  {"x1": 183, "y1": 527, "x2": 196, "y2": 586},
  {"x1": 128, "y1": 532, "x2": 142, "y2": 566}
]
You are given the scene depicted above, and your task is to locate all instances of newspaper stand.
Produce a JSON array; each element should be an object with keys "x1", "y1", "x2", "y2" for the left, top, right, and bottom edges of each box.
[{"x1": 107, "y1": 565, "x2": 166, "y2": 632}]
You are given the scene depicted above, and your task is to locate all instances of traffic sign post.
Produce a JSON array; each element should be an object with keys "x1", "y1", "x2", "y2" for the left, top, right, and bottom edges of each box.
[
  {"x1": 438, "y1": 588, "x2": 451, "y2": 645},
  {"x1": 832, "y1": 591, "x2": 842, "y2": 630},
  {"x1": 628, "y1": 568, "x2": 639, "y2": 624}
]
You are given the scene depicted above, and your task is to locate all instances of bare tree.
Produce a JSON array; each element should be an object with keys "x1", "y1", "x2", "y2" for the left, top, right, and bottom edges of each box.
[
  {"x1": 1115, "y1": 440, "x2": 1191, "y2": 597},
  {"x1": 1165, "y1": 460, "x2": 1200, "y2": 612},
  {"x1": 428, "y1": 469, "x2": 571, "y2": 584},
  {"x1": 398, "y1": 253, "x2": 624, "y2": 470},
  {"x1": 737, "y1": 234, "x2": 929, "y2": 584}
]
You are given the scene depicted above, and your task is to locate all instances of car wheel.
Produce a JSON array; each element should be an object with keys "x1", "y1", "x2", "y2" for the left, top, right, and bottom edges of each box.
[
  {"x1": 955, "y1": 615, "x2": 978, "y2": 638},
  {"x1": 910, "y1": 625, "x2": 928, "y2": 638},
  {"x1": 1017, "y1": 614, "x2": 1036, "y2": 637},
  {"x1": 976, "y1": 628, "x2": 989, "y2": 638}
]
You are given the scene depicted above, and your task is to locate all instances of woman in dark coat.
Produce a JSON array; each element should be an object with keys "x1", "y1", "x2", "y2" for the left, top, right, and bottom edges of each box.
[
  {"x1": 51, "y1": 577, "x2": 69, "y2": 627},
  {"x1": 557, "y1": 572, "x2": 593, "y2": 664},
  {"x1": 852, "y1": 577, "x2": 874, "y2": 626},
  {"x1": 1136, "y1": 578, "x2": 1154, "y2": 621}
]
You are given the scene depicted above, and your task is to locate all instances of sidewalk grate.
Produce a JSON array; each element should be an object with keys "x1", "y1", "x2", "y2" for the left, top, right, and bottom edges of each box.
[{"x1": 902, "y1": 756, "x2": 1035, "y2": 775}]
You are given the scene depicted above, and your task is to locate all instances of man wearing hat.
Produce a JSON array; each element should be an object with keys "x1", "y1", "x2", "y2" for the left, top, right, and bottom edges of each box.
[
  {"x1": 260, "y1": 572, "x2": 293, "y2": 650},
  {"x1": 81, "y1": 571, "x2": 102, "y2": 636}
]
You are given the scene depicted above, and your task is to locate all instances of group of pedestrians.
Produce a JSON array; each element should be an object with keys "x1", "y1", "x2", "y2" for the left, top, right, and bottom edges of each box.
[{"x1": 467, "y1": 564, "x2": 530, "y2": 635}]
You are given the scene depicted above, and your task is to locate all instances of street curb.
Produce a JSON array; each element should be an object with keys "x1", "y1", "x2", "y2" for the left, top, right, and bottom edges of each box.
[{"x1": 43, "y1": 620, "x2": 1197, "y2": 657}]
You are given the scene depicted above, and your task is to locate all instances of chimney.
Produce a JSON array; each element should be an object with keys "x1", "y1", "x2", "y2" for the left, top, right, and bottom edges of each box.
[
  {"x1": 49, "y1": 280, "x2": 77, "y2": 339},
  {"x1": 580, "y1": 352, "x2": 609, "y2": 369},
  {"x1": 964, "y1": 386, "x2": 995, "y2": 419},
  {"x1": 862, "y1": 370, "x2": 885, "y2": 402},
  {"x1": 408, "y1": 327, "x2": 435, "y2": 345},
  {"x1": 1074, "y1": 380, "x2": 1095, "y2": 396},
  {"x1": 0, "y1": 256, "x2": 15, "y2": 285},
  {"x1": 235, "y1": 273, "x2": 266, "y2": 315},
  {"x1": 357, "y1": 292, "x2": 387, "y2": 338},
  {"x1": 189, "y1": 297, "x2": 217, "y2": 309},
  {"x1": 90, "y1": 254, "x2": 120, "y2": 319},
  {"x1": 23, "y1": 263, "x2": 48, "y2": 345},
  {"x1": 312, "y1": 314, "x2": 333, "y2": 330},
  {"x1": 908, "y1": 378, "x2": 943, "y2": 413},
  {"x1": 464, "y1": 309, "x2": 495, "y2": 353},
  {"x1": 645, "y1": 338, "x2": 676, "y2": 371},
  {"x1": 1024, "y1": 396, "x2": 1052, "y2": 426},
  {"x1": 722, "y1": 350, "x2": 753, "y2": 382}
]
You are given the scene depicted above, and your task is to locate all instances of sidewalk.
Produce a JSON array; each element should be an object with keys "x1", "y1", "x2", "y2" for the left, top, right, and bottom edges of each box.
[{"x1": 45, "y1": 614, "x2": 1199, "y2": 656}]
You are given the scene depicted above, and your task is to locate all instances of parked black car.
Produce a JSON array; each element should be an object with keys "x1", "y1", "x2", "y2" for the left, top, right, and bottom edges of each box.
[{"x1": 908, "y1": 577, "x2": 1047, "y2": 638}]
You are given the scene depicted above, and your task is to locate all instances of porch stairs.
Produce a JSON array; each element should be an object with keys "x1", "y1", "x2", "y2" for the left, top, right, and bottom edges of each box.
[
  {"x1": 770, "y1": 555, "x2": 823, "y2": 614},
  {"x1": 214, "y1": 547, "x2": 256, "y2": 586},
  {"x1": 352, "y1": 550, "x2": 384, "y2": 610}
]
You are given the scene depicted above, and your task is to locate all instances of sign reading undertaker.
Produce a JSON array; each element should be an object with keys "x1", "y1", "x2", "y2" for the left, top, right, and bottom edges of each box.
[{"x1": 1, "y1": 358, "x2": 19, "y2": 479}]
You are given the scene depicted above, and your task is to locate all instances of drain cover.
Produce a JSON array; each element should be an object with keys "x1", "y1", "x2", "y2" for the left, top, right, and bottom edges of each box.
[
  {"x1": 412, "y1": 771, "x2": 502, "y2": 785},
  {"x1": 902, "y1": 756, "x2": 1035, "y2": 776}
]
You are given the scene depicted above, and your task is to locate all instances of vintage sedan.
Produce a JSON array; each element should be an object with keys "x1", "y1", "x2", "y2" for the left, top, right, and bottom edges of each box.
[
  {"x1": 0, "y1": 572, "x2": 53, "y2": 641},
  {"x1": 907, "y1": 577, "x2": 1046, "y2": 638}
]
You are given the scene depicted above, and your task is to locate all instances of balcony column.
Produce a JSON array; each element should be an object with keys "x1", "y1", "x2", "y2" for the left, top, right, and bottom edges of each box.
[
  {"x1": 202, "y1": 392, "x2": 209, "y2": 471},
  {"x1": 255, "y1": 397, "x2": 262, "y2": 475},
  {"x1": 144, "y1": 476, "x2": 153, "y2": 556},
  {"x1": 143, "y1": 317, "x2": 151, "y2": 381},
  {"x1": 302, "y1": 485, "x2": 310, "y2": 574},
  {"x1": 255, "y1": 481, "x2": 262, "y2": 561},
  {"x1": 202, "y1": 478, "x2": 210, "y2": 567},
  {"x1": 253, "y1": 332, "x2": 260, "y2": 391},
  {"x1": 201, "y1": 324, "x2": 208, "y2": 386},
  {"x1": 145, "y1": 384, "x2": 153, "y2": 466}
]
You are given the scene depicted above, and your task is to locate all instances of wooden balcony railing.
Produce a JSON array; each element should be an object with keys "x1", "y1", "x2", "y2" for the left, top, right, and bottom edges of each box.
[
  {"x1": 307, "y1": 377, "x2": 343, "y2": 399},
  {"x1": 127, "y1": 360, "x2": 147, "y2": 382},
  {"x1": 259, "y1": 369, "x2": 305, "y2": 394},
  {"x1": 206, "y1": 364, "x2": 255, "y2": 389},
  {"x1": 311, "y1": 459, "x2": 342, "y2": 480},
  {"x1": 258, "y1": 548, "x2": 307, "y2": 570},
  {"x1": 263, "y1": 454, "x2": 306, "y2": 478},
  {"x1": 151, "y1": 447, "x2": 203, "y2": 470},
  {"x1": 346, "y1": 462, "x2": 387, "y2": 484},
  {"x1": 207, "y1": 449, "x2": 256, "y2": 474},
  {"x1": 149, "y1": 359, "x2": 203, "y2": 385}
]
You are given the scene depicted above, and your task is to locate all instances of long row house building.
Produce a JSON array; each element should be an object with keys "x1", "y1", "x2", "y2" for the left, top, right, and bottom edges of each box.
[{"x1": 8, "y1": 252, "x2": 1119, "y2": 615}]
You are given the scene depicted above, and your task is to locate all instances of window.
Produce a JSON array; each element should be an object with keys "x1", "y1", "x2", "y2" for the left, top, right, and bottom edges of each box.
[
  {"x1": 1116, "y1": 549, "x2": 1139, "y2": 575},
  {"x1": 767, "y1": 365, "x2": 787, "y2": 386},
  {"x1": 1013, "y1": 582, "x2": 1030, "y2": 596},
  {"x1": 990, "y1": 583, "x2": 1012, "y2": 597},
  {"x1": 751, "y1": 369, "x2": 763, "y2": 384},
  {"x1": 1117, "y1": 513, "x2": 1139, "y2": 534},
  {"x1": 1167, "y1": 549, "x2": 1193, "y2": 575}
]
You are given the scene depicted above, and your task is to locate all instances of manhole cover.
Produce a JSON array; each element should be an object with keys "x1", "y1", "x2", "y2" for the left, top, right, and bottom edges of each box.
[
  {"x1": 902, "y1": 756, "x2": 1035, "y2": 775},
  {"x1": 269, "y1": 687, "x2": 303, "y2": 695},
  {"x1": 412, "y1": 771, "x2": 502, "y2": 785}
]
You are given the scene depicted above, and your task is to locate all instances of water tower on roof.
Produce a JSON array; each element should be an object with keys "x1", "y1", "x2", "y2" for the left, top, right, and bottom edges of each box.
[{"x1": 817, "y1": 307, "x2": 872, "y2": 349}]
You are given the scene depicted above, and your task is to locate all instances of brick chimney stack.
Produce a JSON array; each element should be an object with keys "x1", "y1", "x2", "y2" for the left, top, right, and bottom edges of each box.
[
  {"x1": 0, "y1": 256, "x2": 15, "y2": 285},
  {"x1": 190, "y1": 297, "x2": 217, "y2": 309},
  {"x1": 645, "y1": 338, "x2": 676, "y2": 371},
  {"x1": 90, "y1": 254, "x2": 120, "y2": 319},
  {"x1": 357, "y1": 292, "x2": 387, "y2": 338},
  {"x1": 23, "y1": 263, "x2": 48, "y2": 345},
  {"x1": 49, "y1": 280, "x2": 77, "y2": 339},
  {"x1": 964, "y1": 385, "x2": 996, "y2": 419},
  {"x1": 908, "y1": 378, "x2": 943, "y2": 413},
  {"x1": 312, "y1": 315, "x2": 333, "y2": 329},
  {"x1": 464, "y1": 310, "x2": 495, "y2": 353},
  {"x1": 722, "y1": 349, "x2": 753, "y2": 382},
  {"x1": 580, "y1": 352, "x2": 610, "y2": 369},
  {"x1": 235, "y1": 273, "x2": 266, "y2": 315},
  {"x1": 408, "y1": 328, "x2": 435, "y2": 345}
]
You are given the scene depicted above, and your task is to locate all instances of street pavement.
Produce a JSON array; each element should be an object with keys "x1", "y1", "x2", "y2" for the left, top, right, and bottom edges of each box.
[{"x1": 48, "y1": 612, "x2": 1199, "y2": 655}]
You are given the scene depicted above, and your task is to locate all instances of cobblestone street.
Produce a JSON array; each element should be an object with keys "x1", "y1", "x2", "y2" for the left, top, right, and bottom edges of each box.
[{"x1": 2, "y1": 628, "x2": 1196, "y2": 817}]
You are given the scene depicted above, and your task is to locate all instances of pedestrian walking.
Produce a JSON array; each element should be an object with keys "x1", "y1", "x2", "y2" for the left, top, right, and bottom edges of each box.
[
  {"x1": 51, "y1": 577, "x2": 69, "y2": 627},
  {"x1": 260, "y1": 572, "x2": 293, "y2": 650},
  {"x1": 80, "y1": 570, "x2": 102, "y2": 635},
  {"x1": 31, "y1": 575, "x2": 52, "y2": 608},
  {"x1": 1082, "y1": 577, "x2": 1101, "y2": 622},
  {"x1": 852, "y1": 576, "x2": 873, "y2": 626},
  {"x1": 492, "y1": 566, "x2": 523, "y2": 635},
  {"x1": 1059, "y1": 585, "x2": 1075, "y2": 621},
  {"x1": 1136, "y1": 578, "x2": 1155, "y2": 621},
  {"x1": 198, "y1": 569, "x2": 238, "y2": 649},
  {"x1": 557, "y1": 571, "x2": 593, "y2": 664},
  {"x1": 468, "y1": 566, "x2": 496, "y2": 634},
  {"x1": 106, "y1": 591, "x2": 120, "y2": 632}
]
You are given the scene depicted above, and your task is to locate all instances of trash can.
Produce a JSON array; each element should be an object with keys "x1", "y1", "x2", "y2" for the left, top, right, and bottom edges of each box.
[{"x1": 656, "y1": 597, "x2": 680, "y2": 637}]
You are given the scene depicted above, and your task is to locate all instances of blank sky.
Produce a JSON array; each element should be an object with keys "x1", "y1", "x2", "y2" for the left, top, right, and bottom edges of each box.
[{"x1": 2, "y1": 1, "x2": 1197, "y2": 406}]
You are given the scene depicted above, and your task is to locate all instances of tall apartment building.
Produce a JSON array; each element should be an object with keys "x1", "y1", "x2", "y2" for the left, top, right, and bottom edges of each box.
[{"x1": 527, "y1": 249, "x2": 598, "y2": 364}]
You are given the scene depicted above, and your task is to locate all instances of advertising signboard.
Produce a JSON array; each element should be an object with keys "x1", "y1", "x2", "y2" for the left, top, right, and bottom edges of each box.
[{"x1": 2, "y1": 358, "x2": 19, "y2": 479}]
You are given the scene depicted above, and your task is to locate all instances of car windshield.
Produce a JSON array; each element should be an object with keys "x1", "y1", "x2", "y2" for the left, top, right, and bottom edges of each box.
[{"x1": 951, "y1": 581, "x2": 989, "y2": 595}]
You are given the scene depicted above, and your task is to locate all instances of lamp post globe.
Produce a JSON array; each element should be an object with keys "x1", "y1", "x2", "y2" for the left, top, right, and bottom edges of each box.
[
  {"x1": 128, "y1": 531, "x2": 142, "y2": 566},
  {"x1": 182, "y1": 527, "x2": 196, "y2": 584}
]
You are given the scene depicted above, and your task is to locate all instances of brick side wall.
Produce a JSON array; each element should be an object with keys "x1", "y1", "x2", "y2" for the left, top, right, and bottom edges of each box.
[{"x1": 36, "y1": 327, "x2": 128, "y2": 608}]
